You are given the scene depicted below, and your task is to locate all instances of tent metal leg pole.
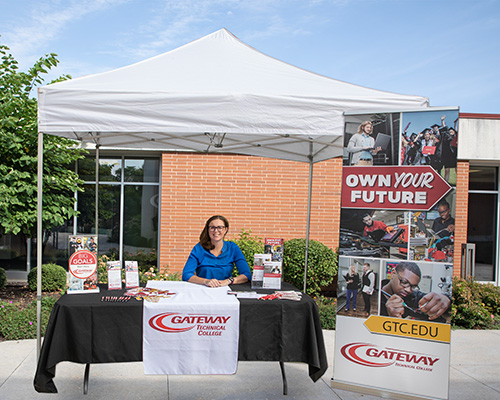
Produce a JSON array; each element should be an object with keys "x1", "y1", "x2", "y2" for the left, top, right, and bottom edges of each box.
[
  {"x1": 95, "y1": 144, "x2": 99, "y2": 246},
  {"x1": 83, "y1": 363, "x2": 90, "y2": 394},
  {"x1": 36, "y1": 131, "x2": 44, "y2": 359},
  {"x1": 279, "y1": 361, "x2": 288, "y2": 395},
  {"x1": 303, "y1": 152, "x2": 313, "y2": 294}
]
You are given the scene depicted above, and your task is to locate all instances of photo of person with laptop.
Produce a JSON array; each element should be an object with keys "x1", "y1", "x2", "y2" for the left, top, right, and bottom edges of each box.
[{"x1": 344, "y1": 114, "x2": 396, "y2": 166}]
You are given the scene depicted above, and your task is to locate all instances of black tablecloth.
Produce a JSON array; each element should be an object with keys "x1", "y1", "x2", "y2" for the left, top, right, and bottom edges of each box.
[{"x1": 34, "y1": 282, "x2": 328, "y2": 393}]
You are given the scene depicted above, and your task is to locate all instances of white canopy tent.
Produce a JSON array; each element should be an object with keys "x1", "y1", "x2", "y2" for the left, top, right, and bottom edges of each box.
[
  {"x1": 38, "y1": 28, "x2": 428, "y2": 160},
  {"x1": 35, "y1": 28, "x2": 429, "y2": 353}
]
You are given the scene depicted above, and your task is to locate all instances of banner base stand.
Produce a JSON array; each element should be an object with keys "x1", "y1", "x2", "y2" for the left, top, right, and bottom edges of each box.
[{"x1": 330, "y1": 379, "x2": 435, "y2": 400}]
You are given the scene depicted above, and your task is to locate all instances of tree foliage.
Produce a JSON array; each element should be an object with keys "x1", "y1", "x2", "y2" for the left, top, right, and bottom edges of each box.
[{"x1": 0, "y1": 40, "x2": 87, "y2": 240}]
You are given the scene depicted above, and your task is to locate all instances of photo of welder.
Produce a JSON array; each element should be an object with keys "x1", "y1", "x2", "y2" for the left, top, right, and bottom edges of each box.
[{"x1": 339, "y1": 209, "x2": 409, "y2": 259}]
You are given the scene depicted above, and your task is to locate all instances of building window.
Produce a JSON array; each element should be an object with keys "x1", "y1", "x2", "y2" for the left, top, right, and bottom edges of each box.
[
  {"x1": 468, "y1": 166, "x2": 499, "y2": 282},
  {"x1": 77, "y1": 156, "x2": 160, "y2": 262},
  {"x1": 0, "y1": 156, "x2": 160, "y2": 274}
]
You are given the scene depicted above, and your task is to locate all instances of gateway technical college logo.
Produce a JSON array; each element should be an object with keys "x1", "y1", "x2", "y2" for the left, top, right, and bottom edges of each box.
[
  {"x1": 149, "y1": 312, "x2": 231, "y2": 336},
  {"x1": 341, "y1": 342, "x2": 439, "y2": 371}
]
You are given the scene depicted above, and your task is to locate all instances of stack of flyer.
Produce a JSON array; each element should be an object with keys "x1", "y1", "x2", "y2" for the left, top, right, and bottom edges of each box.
[
  {"x1": 107, "y1": 260, "x2": 122, "y2": 290},
  {"x1": 252, "y1": 238, "x2": 284, "y2": 289},
  {"x1": 107, "y1": 260, "x2": 140, "y2": 290},
  {"x1": 124, "y1": 260, "x2": 140, "y2": 288},
  {"x1": 251, "y1": 253, "x2": 270, "y2": 289}
]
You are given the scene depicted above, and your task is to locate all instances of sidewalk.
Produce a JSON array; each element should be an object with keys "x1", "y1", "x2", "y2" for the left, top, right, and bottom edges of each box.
[{"x1": 1, "y1": 330, "x2": 499, "y2": 399}]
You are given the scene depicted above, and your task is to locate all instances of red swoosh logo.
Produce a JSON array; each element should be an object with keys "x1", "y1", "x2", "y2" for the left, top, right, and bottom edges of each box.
[
  {"x1": 341, "y1": 342, "x2": 395, "y2": 367},
  {"x1": 149, "y1": 312, "x2": 195, "y2": 333}
]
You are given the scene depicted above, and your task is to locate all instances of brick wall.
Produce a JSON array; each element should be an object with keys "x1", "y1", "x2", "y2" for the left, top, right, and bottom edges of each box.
[
  {"x1": 453, "y1": 161, "x2": 470, "y2": 277},
  {"x1": 159, "y1": 153, "x2": 342, "y2": 275}
]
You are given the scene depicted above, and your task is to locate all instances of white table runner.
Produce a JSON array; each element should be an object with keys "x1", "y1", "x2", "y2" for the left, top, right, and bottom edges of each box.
[{"x1": 143, "y1": 281, "x2": 240, "y2": 375}]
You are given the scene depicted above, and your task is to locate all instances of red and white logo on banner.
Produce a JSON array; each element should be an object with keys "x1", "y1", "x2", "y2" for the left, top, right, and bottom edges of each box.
[
  {"x1": 341, "y1": 165, "x2": 451, "y2": 210},
  {"x1": 341, "y1": 342, "x2": 440, "y2": 369},
  {"x1": 68, "y1": 250, "x2": 97, "y2": 279}
]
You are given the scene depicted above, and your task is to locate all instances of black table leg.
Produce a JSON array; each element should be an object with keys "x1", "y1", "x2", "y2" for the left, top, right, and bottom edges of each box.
[
  {"x1": 279, "y1": 361, "x2": 287, "y2": 395},
  {"x1": 83, "y1": 363, "x2": 90, "y2": 394}
]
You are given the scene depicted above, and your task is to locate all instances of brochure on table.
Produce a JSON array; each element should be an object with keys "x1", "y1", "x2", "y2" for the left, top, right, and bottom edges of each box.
[
  {"x1": 107, "y1": 260, "x2": 122, "y2": 290},
  {"x1": 67, "y1": 235, "x2": 99, "y2": 294},
  {"x1": 264, "y1": 238, "x2": 283, "y2": 289},
  {"x1": 252, "y1": 238, "x2": 283, "y2": 289},
  {"x1": 251, "y1": 253, "x2": 270, "y2": 289},
  {"x1": 125, "y1": 260, "x2": 140, "y2": 288},
  {"x1": 332, "y1": 109, "x2": 458, "y2": 400}
]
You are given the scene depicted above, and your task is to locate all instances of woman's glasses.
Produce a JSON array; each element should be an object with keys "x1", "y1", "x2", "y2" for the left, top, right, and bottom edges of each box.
[{"x1": 209, "y1": 225, "x2": 226, "y2": 232}]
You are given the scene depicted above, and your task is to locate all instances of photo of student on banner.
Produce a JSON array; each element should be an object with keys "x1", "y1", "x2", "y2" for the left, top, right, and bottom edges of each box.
[
  {"x1": 409, "y1": 191, "x2": 456, "y2": 263},
  {"x1": 380, "y1": 261, "x2": 452, "y2": 323},
  {"x1": 401, "y1": 110, "x2": 459, "y2": 185},
  {"x1": 337, "y1": 257, "x2": 381, "y2": 319},
  {"x1": 343, "y1": 113, "x2": 400, "y2": 166},
  {"x1": 339, "y1": 209, "x2": 409, "y2": 259}
]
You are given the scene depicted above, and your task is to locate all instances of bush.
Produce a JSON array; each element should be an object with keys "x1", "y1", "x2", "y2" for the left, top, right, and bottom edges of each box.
[
  {"x1": 27, "y1": 263, "x2": 67, "y2": 292},
  {"x1": 0, "y1": 267, "x2": 6, "y2": 290},
  {"x1": 452, "y1": 277, "x2": 500, "y2": 329},
  {"x1": 228, "y1": 230, "x2": 265, "y2": 273},
  {"x1": 283, "y1": 239, "x2": 337, "y2": 296},
  {"x1": 314, "y1": 295, "x2": 336, "y2": 330},
  {"x1": 0, "y1": 296, "x2": 57, "y2": 340}
]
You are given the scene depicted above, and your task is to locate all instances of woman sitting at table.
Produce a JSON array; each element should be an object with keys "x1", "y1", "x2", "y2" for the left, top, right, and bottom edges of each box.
[{"x1": 182, "y1": 215, "x2": 251, "y2": 288}]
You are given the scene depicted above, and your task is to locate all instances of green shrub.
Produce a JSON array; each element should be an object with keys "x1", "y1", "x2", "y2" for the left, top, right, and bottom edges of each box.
[
  {"x1": 452, "y1": 277, "x2": 500, "y2": 329},
  {"x1": 228, "y1": 230, "x2": 265, "y2": 273},
  {"x1": 0, "y1": 296, "x2": 57, "y2": 340},
  {"x1": 0, "y1": 267, "x2": 6, "y2": 290},
  {"x1": 283, "y1": 239, "x2": 337, "y2": 296},
  {"x1": 27, "y1": 263, "x2": 67, "y2": 292},
  {"x1": 314, "y1": 295, "x2": 336, "y2": 330}
]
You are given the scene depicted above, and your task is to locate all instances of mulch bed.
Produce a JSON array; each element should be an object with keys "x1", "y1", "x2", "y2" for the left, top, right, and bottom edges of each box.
[{"x1": 0, "y1": 282, "x2": 61, "y2": 309}]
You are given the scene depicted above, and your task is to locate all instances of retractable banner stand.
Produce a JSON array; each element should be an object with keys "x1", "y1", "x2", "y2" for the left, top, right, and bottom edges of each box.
[{"x1": 332, "y1": 109, "x2": 459, "y2": 399}]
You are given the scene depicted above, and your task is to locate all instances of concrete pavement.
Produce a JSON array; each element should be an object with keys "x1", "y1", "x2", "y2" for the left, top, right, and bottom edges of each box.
[{"x1": 1, "y1": 330, "x2": 499, "y2": 399}]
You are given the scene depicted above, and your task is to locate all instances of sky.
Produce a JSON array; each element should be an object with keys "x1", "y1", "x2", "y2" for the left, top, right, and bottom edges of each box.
[{"x1": 1, "y1": 0, "x2": 499, "y2": 114}]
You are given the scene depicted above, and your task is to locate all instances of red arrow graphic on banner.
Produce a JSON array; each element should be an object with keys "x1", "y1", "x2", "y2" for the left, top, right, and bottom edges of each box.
[{"x1": 341, "y1": 166, "x2": 452, "y2": 211}]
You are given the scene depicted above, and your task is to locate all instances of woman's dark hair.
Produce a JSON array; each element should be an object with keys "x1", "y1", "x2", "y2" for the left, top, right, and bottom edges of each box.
[{"x1": 200, "y1": 215, "x2": 229, "y2": 250}]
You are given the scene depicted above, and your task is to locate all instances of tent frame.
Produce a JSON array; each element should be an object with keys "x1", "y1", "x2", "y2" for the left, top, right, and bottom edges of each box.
[{"x1": 35, "y1": 133, "x2": 329, "y2": 356}]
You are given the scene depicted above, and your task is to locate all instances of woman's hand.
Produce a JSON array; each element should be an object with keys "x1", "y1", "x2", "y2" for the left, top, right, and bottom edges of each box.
[
  {"x1": 204, "y1": 278, "x2": 222, "y2": 288},
  {"x1": 203, "y1": 275, "x2": 247, "y2": 287}
]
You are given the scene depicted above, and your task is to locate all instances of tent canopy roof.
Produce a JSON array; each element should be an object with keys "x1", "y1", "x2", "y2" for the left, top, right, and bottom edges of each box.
[{"x1": 38, "y1": 28, "x2": 429, "y2": 163}]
